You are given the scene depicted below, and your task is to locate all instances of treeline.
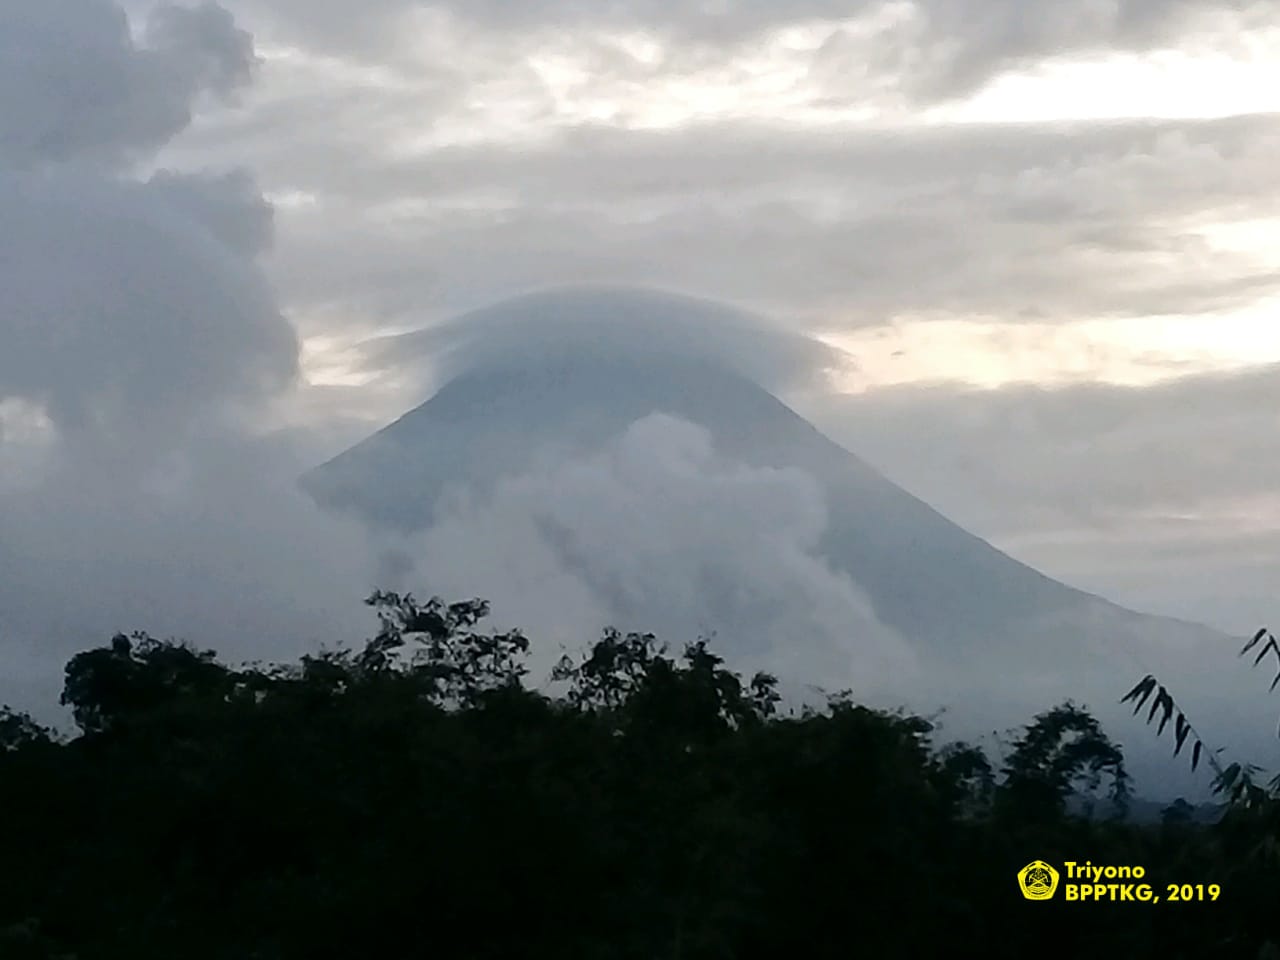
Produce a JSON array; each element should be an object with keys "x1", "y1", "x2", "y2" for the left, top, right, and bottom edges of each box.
[{"x1": 0, "y1": 592, "x2": 1277, "y2": 958}]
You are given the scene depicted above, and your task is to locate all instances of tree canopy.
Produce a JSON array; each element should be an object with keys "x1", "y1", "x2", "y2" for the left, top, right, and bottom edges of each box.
[{"x1": 0, "y1": 591, "x2": 1275, "y2": 958}]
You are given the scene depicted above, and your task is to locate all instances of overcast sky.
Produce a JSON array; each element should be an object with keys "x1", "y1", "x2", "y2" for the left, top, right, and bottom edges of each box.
[
  {"x1": 3, "y1": 0, "x2": 1280, "y2": 715},
  {"x1": 181, "y1": 0, "x2": 1280, "y2": 631}
]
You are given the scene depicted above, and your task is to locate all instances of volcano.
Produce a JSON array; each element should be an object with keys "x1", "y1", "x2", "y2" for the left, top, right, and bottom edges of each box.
[
  {"x1": 306, "y1": 288, "x2": 1179, "y2": 652},
  {"x1": 302, "y1": 287, "x2": 1258, "y2": 790}
]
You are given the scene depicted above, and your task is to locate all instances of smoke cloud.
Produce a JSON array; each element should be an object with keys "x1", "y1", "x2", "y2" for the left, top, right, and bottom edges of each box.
[{"x1": 392, "y1": 413, "x2": 917, "y2": 693}]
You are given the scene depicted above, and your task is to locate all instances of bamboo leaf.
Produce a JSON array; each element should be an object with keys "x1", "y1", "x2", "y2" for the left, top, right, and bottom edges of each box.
[
  {"x1": 1147, "y1": 689, "x2": 1164, "y2": 726},
  {"x1": 1241, "y1": 628, "x2": 1268, "y2": 657},
  {"x1": 1121, "y1": 675, "x2": 1156, "y2": 710},
  {"x1": 1156, "y1": 693, "x2": 1174, "y2": 737},
  {"x1": 1192, "y1": 740, "x2": 1203, "y2": 773},
  {"x1": 1174, "y1": 715, "x2": 1190, "y2": 756}
]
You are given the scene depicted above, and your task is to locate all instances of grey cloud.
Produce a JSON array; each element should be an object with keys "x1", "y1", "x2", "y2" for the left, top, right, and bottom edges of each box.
[
  {"x1": 355, "y1": 285, "x2": 853, "y2": 396},
  {"x1": 398, "y1": 412, "x2": 916, "y2": 690},
  {"x1": 210, "y1": 98, "x2": 1280, "y2": 207},
  {"x1": 0, "y1": 0, "x2": 256, "y2": 169},
  {"x1": 805, "y1": 364, "x2": 1280, "y2": 535},
  {"x1": 199, "y1": 113, "x2": 1280, "y2": 337},
  {"x1": 793, "y1": 365, "x2": 1280, "y2": 633},
  {"x1": 4, "y1": 0, "x2": 1277, "y2": 759},
  {"x1": 0, "y1": 170, "x2": 296, "y2": 458},
  {"x1": 0, "y1": 426, "x2": 382, "y2": 719},
  {"x1": 998, "y1": 524, "x2": 1280, "y2": 635},
  {"x1": 144, "y1": 1, "x2": 258, "y2": 98},
  {"x1": 219, "y1": 0, "x2": 419, "y2": 57},
  {"x1": 236, "y1": 0, "x2": 1277, "y2": 103},
  {"x1": 262, "y1": 194, "x2": 1277, "y2": 339},
  {"x1": 812, "y1": 0, "x2": 1240, "y2": 102},
  {"x1": 0, "y1": 0, "x2": 295, "y2": 461},
  {"x1": 145, "y1": 167, "x2": 275, "y2": 256},
  {"x1": 0, "y1": 0, "x2": 400, "y2": 721}
]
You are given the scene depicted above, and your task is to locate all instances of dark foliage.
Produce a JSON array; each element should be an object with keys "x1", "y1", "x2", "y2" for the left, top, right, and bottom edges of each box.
[{"x1": 0, "y1": 593, "x2": 1275, "y2": 958}]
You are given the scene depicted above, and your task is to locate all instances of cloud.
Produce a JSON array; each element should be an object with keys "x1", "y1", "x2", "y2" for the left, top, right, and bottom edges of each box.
[
  {"x1": 0, "y1": 169, "x2": 296, "y2": 460},
  {"x1": 2, "y1": 0, "x2": 1277, "y2": 793},
  {"x1": 803, "y1": 364, "x2": 1280, "y2": 631},
  {"x1": 187, "y1": 112, "x2": 1280, "y2": 353},
  {"x1": 233, "y1": 0, "x2": 1278, "y2": 104},
  {"x1": 354, "y1": 285, "x2": 853, "y2": 397},
  {"x1": 0, "y1": 428, "x2": 380, "y2": 718},
  {"x1": 0, "y1": 0, "x2": 289, "y2": 452},
  {"x1": 334, "y1": 391, "x2": 1271, "y2": 792},
  {"x1": 0, "y1": 0, "x2": 369, "y2": 718},
  {"x1": 813, "y1": 365, "x2": 1280, "y2": 527},
  {"x1": 0, "y1": 0, "x2": 299, "y2": 466},
  {"x1": 149, "y1": 2, "x2": 1280, "y2": 375},
  {"x1": 0, "y1": 0, "x2": 256, "y2": 170},
  {"x1": 145, "y1": 166, "x2": 274, "y2": 255},
  {"x1": 808, "y1": 0, "x2": 1255, "y2": 103},
  {"x1": 393, "y1": 412, "x2": 916, "y2": 691}
]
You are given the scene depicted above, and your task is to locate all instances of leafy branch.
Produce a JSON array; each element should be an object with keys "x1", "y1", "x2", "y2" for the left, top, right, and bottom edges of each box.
[
  {"x1": 1120, "y1": 674, "x2": 1221, "y2": 777},
  {"x1": 1240, "y1": 628, "x2": 1280, "y2": 718},
  {"x1": 1123, "y1": 627, "x2": 1280, "y2": 807}
]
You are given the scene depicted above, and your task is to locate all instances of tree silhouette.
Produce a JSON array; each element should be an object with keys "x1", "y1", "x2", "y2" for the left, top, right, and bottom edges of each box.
[{"x1": 0, "y1": 592, "x2": 1273, "y2": 957}]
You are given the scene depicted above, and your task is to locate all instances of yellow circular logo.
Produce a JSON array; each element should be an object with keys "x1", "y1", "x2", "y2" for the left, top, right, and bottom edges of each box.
[{"x1": 1018, "y1": 860, "x2": 1060, "y2": 901}]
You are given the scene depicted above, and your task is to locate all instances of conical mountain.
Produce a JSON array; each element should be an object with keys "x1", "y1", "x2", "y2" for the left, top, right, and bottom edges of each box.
[{"x1": 308, "y1": 287, "x2": 1128, "y2": 656}]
